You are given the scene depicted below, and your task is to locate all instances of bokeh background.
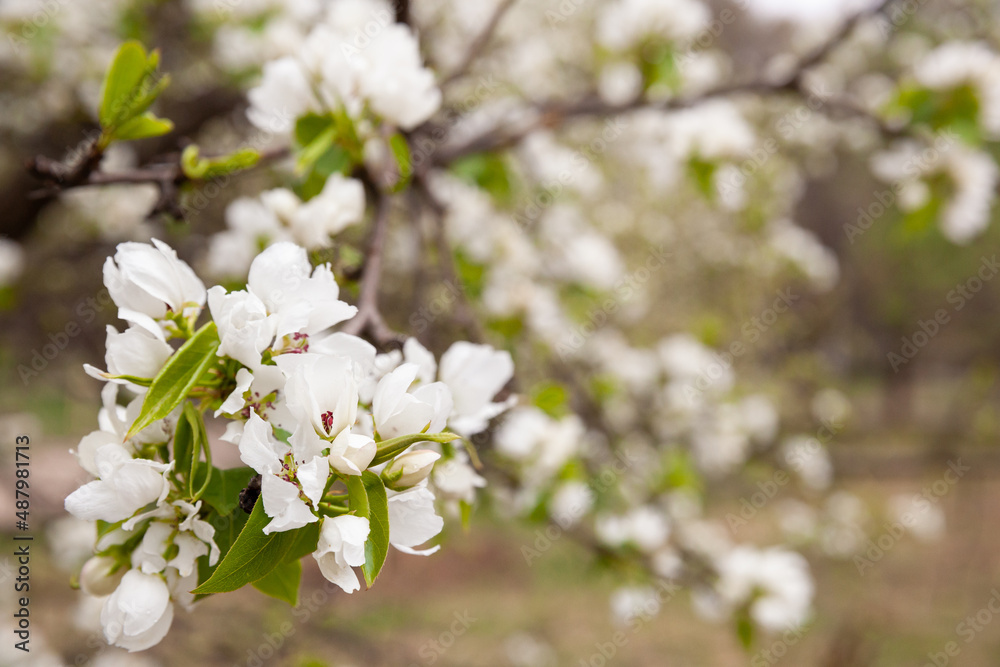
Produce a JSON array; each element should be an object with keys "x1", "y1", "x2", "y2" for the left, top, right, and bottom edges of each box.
[{"x1": 2, "y1": 0, "x2": 1000, "y2": 665}]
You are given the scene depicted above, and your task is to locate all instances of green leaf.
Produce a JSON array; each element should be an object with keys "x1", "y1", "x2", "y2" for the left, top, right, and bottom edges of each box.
[
  {"x1": 312, "y1": 145, "x2": 351, "y2": 178},
  {"x1": 294, "y1": 113, "x2": 344, "y2": 174},
  {"x1": 661, "y1": 449, "x2": 703, "y2": 495},
  {"x1": 736, "y1": 612, "x2": 755, "y2": 651},
  {"x1": 297, "y1": 124, "x2": 338, "y2": 174},
  {"x1": 195, "y1": 508, "x2": 250, "y2": 599},
  {"x1": 92, "y1": 372, "x2": 153, "y2": 386},
  {"x1": 124, "y1": 74, "x2": 171, "y2": 121},
  {"x1": 194, "y1": 466, "x2": 257, "y2": 516},
  {"x1": 640, "y1": 43, "x2": 681, "y2": 93},
  {"x1": 173, "y1": 405, "x2": 195, "y2": 482},
  {"x1": 284, "y1": 521, "x2": 321, "y2": 563},
  {"x1": 389, "y1": 133, "x2": 412, "y2": 191},
  {"x1": 252, "y1": 558, "x2": 302, "y2": 606},
  {"x1": 100, "y1": 41, "x2": 149, "y2": 128},
  {"x1": 370, "y1": 432, "x2": 462, "y2": 466},
  {"x1": 192, "y1": 500, "x2": 303, "y2": 595},
  {"x1": 530, "y1": 381, "x2": 568, "y2": 418},
  {"x1": 184, "y1": 403, "x2": 209, "y2": 493},
  {"x1": 208, "y1": 509, "x2": 249, "y2": 557},
  {"x1": 96, "y1": 519, "x2": 124, "y2": 541},
  {"x1": 460, "y1": 500, "x2": 472, "y2": 531},
  {"x1": 112, "y1": 113, "x2": 173, "y2": 141},
  {"x1": 346, "y1": 475, "x2": 369, "y2": 518},
  {"x1": 688, "y1": 156, "x2": 717, "y2": 201},
  {"x1": 181, "y1": 145, "x2": 261, "y2": 180},
  {"x1": 450, "y1": 153, "x2": 512, "y2": 204},
  {"x1": 98, "y1": 41, "x2": 172, "y2": 147},
  {"x1": 126, "y1": 322, "x2": 220, "y2": 440},
  {"x1": 360, "y1": 471, "x2": 389, "y2": 587},
  {"x1": 294, "y1": 113, "x2": 336, "y2": 148}
]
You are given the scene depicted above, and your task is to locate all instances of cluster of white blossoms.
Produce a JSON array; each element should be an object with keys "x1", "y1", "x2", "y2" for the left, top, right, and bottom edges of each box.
[
  {"x1": 246, "y1": 0, "x2": 440, "y2": 134},
  {"x1": 871, "y1": 140, "x2": 998, "y2": 244},
  {"x1": 205, "y1": 173, "x2": 366, "y2": 278},
  {"x1": 912, "y1": 41, "x2": 1000, "y2": 140},
  {"x1": 64, "y1": 239, "x2": 513, "y2": 651}
]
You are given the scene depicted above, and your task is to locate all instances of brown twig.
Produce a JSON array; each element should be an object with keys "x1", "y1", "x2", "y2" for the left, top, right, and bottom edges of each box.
[
  {"x1": 28, "y1": 145, "x2": 292, "y2": 217},
  {"x1": 342, "y1": 192, "x2": 406, "y2": 349},
  {"x1": 439, "y1": 0, "x2": 518, "y2": 87}
]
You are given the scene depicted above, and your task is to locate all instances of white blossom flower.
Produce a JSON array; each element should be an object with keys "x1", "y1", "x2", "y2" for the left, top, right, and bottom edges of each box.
[
  {"x1": 495, "y1": 407, "x2": 583, "y2": 485},
  {"x1": 714, "y1": 546, "x2": 814, "y2": 631},
  {"x1": 549, "y1": 481, "x2": 594, "y2": 529},
  {"x1": 79, "y1": 555, "x2": 126, "y2": 597},
  {"x1": 126, "y1": 500, "x2": 220, "y2": 576},
  {"x1": 595, "y1": 506, "x2": 669, "y2": 553},
  {"x1": 246, "y1": 242, "x2": 356, "y2": 340},
  {"x1": 247, "y1": 57, "x2": 318, "y2": 133},
  {"x1": 101, "y1": 570, "x2": 174, "y2": 652},
  {"x1": 238, "y1": 411, "x2": 328, "y2": 534},
  {"x1": 387, "y1": 485, "x2": 444, "y2": 555},
  {"x1": 276, "y1": 353, "x2": 375, "y2": 474},
  {"x1": 372, "y1": 363, "x2": 452, "y2": 440},
  {"x1": 382, "y1": 449, "x2": 440, "y2": 490},
  {"x1": 432, "y1": 451, "x2": 486, "y2": 504},
  {"x1": 290, "y1": 174, "x2": 366, "y2": 247},
  {"x1": 356, "y1": 24, "x2": 441, "y2": 129},
  {"x1": 103, "y1": 239, "x2": 206, "y2": 340},
  {"x1": 247, "y1": 14, "x2": 439, "y2": 132},
  {"x1": 64, "y1": 444, "x2": 172, "y2": 523},
  {"x1": 610, "y1": 586, "x2": 661, "y2": 626},
  {"x1": 208, "y1": 286, "x2": 276, "y2": 370},
  {"x1": 597, "y1": 0, "x2": 709, "y2": 52},
  {"x1": 439, "y1": 342, "x2": 515, "y2": 435},
  {"x1": 313, "y1": 514, "x2": 370, "y2": 593},
  {"x1": 83, "y1": 325, "x2": 172, "y2": 386}
]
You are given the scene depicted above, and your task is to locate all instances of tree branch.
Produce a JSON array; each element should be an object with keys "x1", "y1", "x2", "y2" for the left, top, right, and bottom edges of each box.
[
  {"x1": 342, "y1": 192, "x2": 406, "y2": 349},
  {"x1": 439, "y1": 0, "x2": 518, "y2": 87},
  {"x1": 27, "y1": 145, "x2": 291, "y2": 218},
  {"x1": 431, "y1": 0, "x2": 898, "y2": 165}
]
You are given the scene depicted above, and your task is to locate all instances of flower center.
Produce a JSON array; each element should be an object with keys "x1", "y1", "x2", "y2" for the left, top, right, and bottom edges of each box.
[{"x1": 321, "y1": 410, "x2": 335, "y2": 435}]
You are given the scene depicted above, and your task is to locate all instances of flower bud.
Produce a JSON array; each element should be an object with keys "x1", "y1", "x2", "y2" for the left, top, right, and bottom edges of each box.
[
  {"x1": 80, "y1": 555, "x2": 126, "y2": 597},
  {"x1": 382, "y1": 449, "x2": 440, "y2": 490}
]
